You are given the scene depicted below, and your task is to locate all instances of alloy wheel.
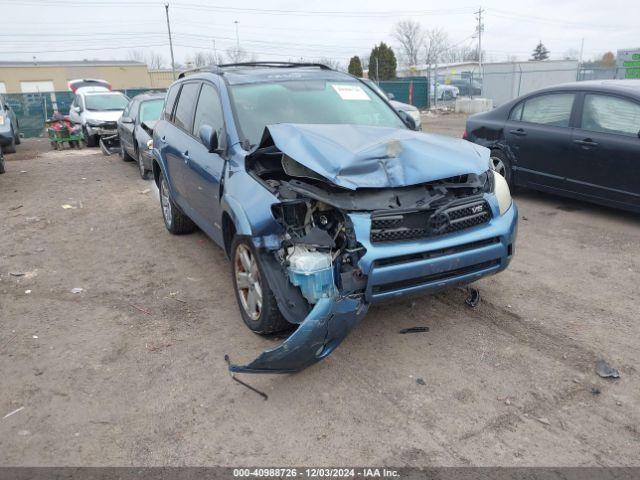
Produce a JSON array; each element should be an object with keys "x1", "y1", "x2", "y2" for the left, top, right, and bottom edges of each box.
[
  {"x1": 234, "y1": 244, "x2": 263, "y2": 321},
  {"x1": 160, "y1": 176, "x2": 172, "y2": 227},
  {"x1": 137, "y1": 148, "x2": 145, "y2": 177}
]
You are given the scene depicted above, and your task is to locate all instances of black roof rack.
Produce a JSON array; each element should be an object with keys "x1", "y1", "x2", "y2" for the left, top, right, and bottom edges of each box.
[{"x1": 178, "y1": 62, "x2": 332, "y2": 78}]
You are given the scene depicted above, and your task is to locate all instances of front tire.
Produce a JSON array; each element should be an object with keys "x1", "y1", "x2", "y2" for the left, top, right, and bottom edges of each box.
[
  {"x1": 120, "y1": 141, "x2": 134, "y2": 162},
  {"x1": 159, "y1": 171, "x2": 196, "y2": 234},
  {"x1": 0, "y1": 154, "x2": 5, "y2": 174},
  {"x1": 84, "y1": 127, "x2": 97, "y2": 147},
  {"x1": 231, "y1": 236, "x2": 289, "y2": 334},
  {"x1": 490, "y1": 150, "x2": 514, "y2": 189},
  {"x1": 1, "y1": 127, "x2": 16, "y2": 154}
]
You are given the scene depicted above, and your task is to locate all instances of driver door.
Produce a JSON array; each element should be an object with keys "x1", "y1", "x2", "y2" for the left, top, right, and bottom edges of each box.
[{"x1": 183, "y1": 82, "x2": 227, "y2": 245}]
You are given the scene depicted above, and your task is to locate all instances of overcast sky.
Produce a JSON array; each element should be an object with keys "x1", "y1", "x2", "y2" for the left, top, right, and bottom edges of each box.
[{"x1": 1, "y1": 0, "x2": 638, "y2": 68}]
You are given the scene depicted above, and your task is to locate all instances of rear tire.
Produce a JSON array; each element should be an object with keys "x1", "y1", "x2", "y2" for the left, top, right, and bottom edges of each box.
[
  {"x1": 0, "y1": 155, "x2": 5, "y2": 174},
  {"x1": 490, "y1": 149, "x2": 514, "y2": 189},
  {"x1": 159, "y1": 170, "x2": 196, "y2": 235},
  {"x1": 231, "y1": 236, "x2": 289, "y2": 334},
  {"x1": 14, "y1": 130, "x2": 21, "y2": 145}
]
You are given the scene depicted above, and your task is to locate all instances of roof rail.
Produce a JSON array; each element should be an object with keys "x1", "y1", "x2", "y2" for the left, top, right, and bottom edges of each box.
[
  {"x1": 177, "y1": 62, "x2": 332, "y2": 78},
  {"x1": 217, "y1": 61, "x2": 332, "y2": 70},
  {"x1": 177, "y1": 65, "x2": 222, "y2": 79}
]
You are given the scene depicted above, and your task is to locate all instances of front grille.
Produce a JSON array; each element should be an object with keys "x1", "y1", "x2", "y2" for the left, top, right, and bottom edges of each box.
[
  {"x1": 100, "y1": 121, "x2": 117, "y2": 129},
  {"x1": 370, "y1": 198, "x2": 491, "y2": 243}
]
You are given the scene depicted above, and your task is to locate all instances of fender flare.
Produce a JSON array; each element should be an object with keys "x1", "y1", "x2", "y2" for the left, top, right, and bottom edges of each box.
[{"x1": 221, "y1": 194, "x2": 252, "y2": 236}]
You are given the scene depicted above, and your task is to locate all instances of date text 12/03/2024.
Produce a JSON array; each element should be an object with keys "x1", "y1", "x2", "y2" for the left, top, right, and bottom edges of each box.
[{"x1": 232, "y1": 468, "x2": 400, "y2": 478}]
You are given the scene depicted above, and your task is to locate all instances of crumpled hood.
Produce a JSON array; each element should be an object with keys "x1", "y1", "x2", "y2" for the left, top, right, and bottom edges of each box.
[
  {"x1": 262, "y1": 123, "x2": 489, "y2": 190},
  {"x1": 85, "y1": 110, "x2": 124, "y2": 122}
]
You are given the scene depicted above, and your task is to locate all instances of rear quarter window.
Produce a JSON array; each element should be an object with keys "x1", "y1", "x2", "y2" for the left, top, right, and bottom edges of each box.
[
  {"x1": 520, "y1": 93, "x2": 575, "y2": 127},
  {"x1": 163, "y1": 85, "x2": 180, "y2": 120},
  {"x1": 172, "y1": 83, "x2": 201, "y2": 132}
]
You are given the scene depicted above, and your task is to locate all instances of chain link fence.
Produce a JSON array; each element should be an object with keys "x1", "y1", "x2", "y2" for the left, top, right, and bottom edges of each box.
[{"x1": 5, "y1": 88, "x2": 164, "y2": 138}]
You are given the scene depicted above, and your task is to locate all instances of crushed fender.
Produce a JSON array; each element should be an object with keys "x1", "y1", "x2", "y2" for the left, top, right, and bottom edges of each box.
[{"x1": 228, "y1": 296, "x2": 369, "y2": 374}]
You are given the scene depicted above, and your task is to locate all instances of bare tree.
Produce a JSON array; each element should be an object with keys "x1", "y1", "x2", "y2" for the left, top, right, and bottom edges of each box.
[
  {"x1": 127, "y1": 49, "x2": 146, "y2": 63},
  {"x1": 226, "y1": 46, "x2": 254, "y2": 63},
  {"x1": 423, "y1": 28, "x2": 450, "y2": 66},
  {"x1": 441, "y1": 45, "x2": 478, "y2": 63},
  {"x1": 192, "y1": 51, "x2": 208, "y2": 67},
  {"x1": 392, "y1": 19, "x2": 425, "y2": 67},
  {"x1": 317, "y1": 57, "x2": 342, "y2": 70},
  {"x1": 147, "y1": 52, "x2": 165, "y2": 69}
]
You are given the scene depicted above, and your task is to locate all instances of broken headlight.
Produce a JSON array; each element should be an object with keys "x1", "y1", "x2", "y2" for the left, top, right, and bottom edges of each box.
[
  {"x1": 480, "y1": 168, "x2": 495, "y2": 193},
  {"x1": 492, "y1": 170, "x2": 512, "y2": 215}
]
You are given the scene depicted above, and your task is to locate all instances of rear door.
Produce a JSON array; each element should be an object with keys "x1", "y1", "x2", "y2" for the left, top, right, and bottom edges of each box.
[
  {"x1": 161, "y1": 82, "x2": 201, "y2": 209},
  {"x1": 119, "y1": 100, "x2": 137, "y2": 155},
  {"x1": 569, "y1": 92, "x2": 640, "y2": 208},
  {"x1": 183, "y1": 82, "x2": 227, "y2": 243},
  {"x1": 505, "y1": 92, "x2": 576, "y2": 191}
]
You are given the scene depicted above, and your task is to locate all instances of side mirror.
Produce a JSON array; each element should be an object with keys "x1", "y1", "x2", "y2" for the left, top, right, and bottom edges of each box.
[
  {"x1": 198, "y1": 124, "x2": 225, "y2": 153},
  {"x1": 73, "y1": 106, "x2": 81, "y2": 113},
  {"x1": 398, "y1": 110, "x2": 418, "y2": 131},
  {"x1": 121, "y1": 116, "x2": 134, "y2": 124},
  {"x1": 386, "y1": 92, "x2": 395, "y2": 100}
]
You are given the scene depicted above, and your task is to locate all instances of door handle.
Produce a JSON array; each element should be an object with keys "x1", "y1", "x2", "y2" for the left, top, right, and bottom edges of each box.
[
  {"x1": 573, "y1": 138, "x2": 598, "y2": 147},
  {"x1": 509, "y1": 128, "x2": 527, "y2": 136}
]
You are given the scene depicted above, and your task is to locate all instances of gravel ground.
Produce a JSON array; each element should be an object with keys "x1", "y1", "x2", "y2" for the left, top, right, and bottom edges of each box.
[{"x1": 1, "y1": 120, "x2": 639, "y2": 467}]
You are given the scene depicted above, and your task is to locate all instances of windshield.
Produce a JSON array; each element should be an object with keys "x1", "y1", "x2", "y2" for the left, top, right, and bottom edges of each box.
[
  {"x1": 85, "y1": 93, "x2": 129, "y2": 111},
  {"x1": 230, "y1": 79, "x2": 405, "y2": 146},
  {"x1": 139, "y1": 99, "x2": 164, "y2": 122}
]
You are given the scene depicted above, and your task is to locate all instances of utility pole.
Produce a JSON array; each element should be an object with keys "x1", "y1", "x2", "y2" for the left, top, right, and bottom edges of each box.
[
  {"x1": 212, "y1": 39, "x2": 217, "y2": 64},
  {"x1": 375, "y1": 57, "x2": 380, "y2": 84},
  {"x1": 165, "y1": 3, "x2": 176, "y2": 79},
  {"x1": 475, "y1": 7, "x2": 484, "y2": 78},
  {"x1": 234, "y1": 20, "x2": 240, "y2": 50}
]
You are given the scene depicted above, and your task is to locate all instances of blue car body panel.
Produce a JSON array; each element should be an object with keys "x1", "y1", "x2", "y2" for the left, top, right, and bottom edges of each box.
[
  {"x1": 152, "y1": 67, "x2": 518, "y2": 374},
  {"x1": 265, "y1": 123, "x2": 489, "y2": 189}
]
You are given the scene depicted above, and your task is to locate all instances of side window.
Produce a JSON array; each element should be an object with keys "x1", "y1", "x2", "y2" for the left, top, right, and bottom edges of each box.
[
  {"x1": 163, "y1": 84, "x2": 180, "y2": 120},
  {"x1": 129, "y1": 101, "x2": 139, "y2": 121},
  {"x1": 192, "y1": 83, "x2": 224, "y2": 138},
  {"x1": 581, "y1": 94, "x2": 640, "y2": 137},
  {"x1": 173, "y1": 83, "x2": 201, "y2": 132},
  {"x1": 509, "y1": 102, "x2": 523, "y2": 121},
  {"x1": 521, "y1": 93, "x2": 575, "y2": 127}
]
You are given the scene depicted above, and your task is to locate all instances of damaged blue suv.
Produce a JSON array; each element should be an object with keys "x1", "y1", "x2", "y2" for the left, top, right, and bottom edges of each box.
[{"x1": 151, "y1": 62, "x2": 517, "y2": 374}]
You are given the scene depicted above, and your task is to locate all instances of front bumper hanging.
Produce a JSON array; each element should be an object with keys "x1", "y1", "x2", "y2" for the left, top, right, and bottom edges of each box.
[{"x1": 228, "y1": 296, "x2": 369, "y2": 374}]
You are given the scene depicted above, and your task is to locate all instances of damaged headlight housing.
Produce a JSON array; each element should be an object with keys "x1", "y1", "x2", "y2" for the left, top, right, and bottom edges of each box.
[{"x1": 492, "y1": 170, "x2": 512, "y2": 215}]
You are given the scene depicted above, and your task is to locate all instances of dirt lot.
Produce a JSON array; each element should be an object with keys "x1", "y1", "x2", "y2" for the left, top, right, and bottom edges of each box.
[{"x1": 1, "y1": 117, "x2": 639, "y2": 467}]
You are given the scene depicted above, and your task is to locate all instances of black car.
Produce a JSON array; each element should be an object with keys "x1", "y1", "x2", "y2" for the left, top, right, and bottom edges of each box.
[
  {"x1": 465, "y1": 80, "x2": 640, "y2": 213},
  {"x1": 117, "y1": 92, "x2": 165, "y2": 179},
  {"x1": 451, "y1": 78, "x2": 482, "y2": 97}
]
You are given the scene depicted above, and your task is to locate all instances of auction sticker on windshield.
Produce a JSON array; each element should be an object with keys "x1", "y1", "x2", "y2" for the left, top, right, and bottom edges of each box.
[{"x1": 332, "y1": 84, "x2": 371, "y2": 100}]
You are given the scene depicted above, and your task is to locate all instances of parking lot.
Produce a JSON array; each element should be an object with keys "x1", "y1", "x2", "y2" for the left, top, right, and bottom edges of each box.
[{"x1": 1, "y1": 113, "x2": 639, "y2": 466}]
